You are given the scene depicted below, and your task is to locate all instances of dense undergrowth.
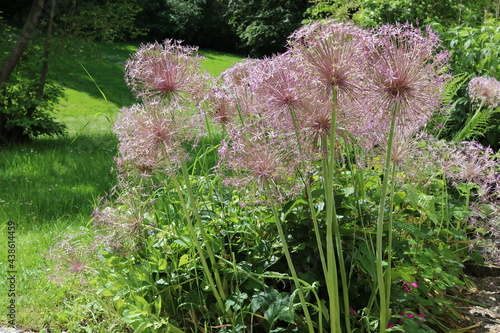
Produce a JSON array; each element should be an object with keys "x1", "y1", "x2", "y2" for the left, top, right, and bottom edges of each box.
[{"x1": 39, "y1": 21, "x2": 500, "y2": 333}]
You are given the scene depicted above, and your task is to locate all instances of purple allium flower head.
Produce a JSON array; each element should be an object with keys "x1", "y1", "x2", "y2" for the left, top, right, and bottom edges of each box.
[
  {"x1": 288, "y1": 20, "x2": 371, "y2": 97},
  {"x1": 219, "y1": 58, "x2": 260, "y2": 89},
  {"x1": 93, "y1": 201, "x2": 148, "y2": 253},
  {"x1": 201, "y1": 85, "x2": 237, "y2": 125},
  {"x1": 218, "y1": 58, "x2": 262, "y2": 116},
  {"x1": 442, "y1": 141, "x2": 498, "y2": 187},
  {"x1": 366, "y1": 23, "x2": 451, "y2": 127},
  {"x1": 248, "y1": 54, "x2": 310, "y2": 115},
  {"x1": 125, "y1": 39, "x2": 210, "y2": 100},
  {"x1": 217, "y1": 118, "x2": 304, "y2": 203},
  {"x1": 114, "y1": 98, "x2": 203, "y2": 175},
  {"x1": 45, "y1": 231, "x2": 98, "y2": 285},
  {"x1": 468, "y1": 76, "x2": 500, "y2": 108}
]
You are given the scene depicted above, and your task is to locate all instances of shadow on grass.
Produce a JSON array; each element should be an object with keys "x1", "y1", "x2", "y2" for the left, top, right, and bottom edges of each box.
[
  {"x1": 51, "y1": 42, "x2": 137, "y2": 108},
  {"x1": 0, "y1": 132, "x2": 118, "y2": 229}
]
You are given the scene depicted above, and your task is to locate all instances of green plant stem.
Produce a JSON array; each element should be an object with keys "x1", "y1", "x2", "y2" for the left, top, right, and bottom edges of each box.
[
  {"x1": 375, "y1": 104, "x2": 399, "y2": 332},
  {"x1": 288, "y1": 106, "x2": 328, "y2": 278},
  {"x1": 180, "y1": 162, "x2": 227, "y2": 301},
  {"x1": 385, "y1": 162, "x2": 397, "y2": 306},
  {"x1": 170, "y1": 168, "x2": 225, "y2": 314},
  {"x1": 265, "y1": 182, "x2": 315, "y2": 333},
  {"x1": 323, "y1": 87, "x2": 351, "y2": 333}
]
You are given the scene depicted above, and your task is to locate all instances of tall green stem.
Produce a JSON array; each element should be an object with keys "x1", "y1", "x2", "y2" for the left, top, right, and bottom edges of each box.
[
  {"x1": 180, "y1": 163, "x2": 227, "y2": 301},
  {"x1": 375, "y1": 104, "x2": 399, "y2": 332},
  {"x1": 170, "y1": 171, "x2": 225, "y2": 313},
  {"x1": 385, "y1": 162, "x2": 397, "y2": 307},
  {"x1": 288, "y1": 107, "x2": 328, "y2": 279},
  {"x1": 266, "y1": 182, "x2": 315, "y2": 333},
  {"x1": 323, "y1": 87, "x2": 351, "y2": 333}
]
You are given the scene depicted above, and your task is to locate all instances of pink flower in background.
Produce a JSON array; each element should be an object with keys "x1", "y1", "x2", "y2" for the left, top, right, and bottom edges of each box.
[
  {"x1": 402, "y1": 280, "x2": 419, "y2": 292},
  {"x1": 468, "y1": 76, "x2": 500, "y2": 108}
]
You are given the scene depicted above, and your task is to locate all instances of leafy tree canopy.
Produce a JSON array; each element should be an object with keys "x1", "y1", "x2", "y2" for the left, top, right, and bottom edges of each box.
[{"x1": 226, "y1": 0, "x2": 310, "y2": 57}]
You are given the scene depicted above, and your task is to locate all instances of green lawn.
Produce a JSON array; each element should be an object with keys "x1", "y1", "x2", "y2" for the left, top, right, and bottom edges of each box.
[{"x1": 0, "y1": 40, "x2": 241, "y2": 331}]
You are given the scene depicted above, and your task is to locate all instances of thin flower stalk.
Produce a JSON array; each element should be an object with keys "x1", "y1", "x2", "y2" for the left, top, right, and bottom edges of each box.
[
  {"x1": 288, "y1": 105, "x2": 328, "y2": 280},
  {"x1": 265, "y1": 180, "x2": 315, "y2": 333},
  {"x1": 375, "y1": 103, "x2": 399, "y2": 332},
  {"x1": 169, "y1": 166, "x2": 226, "y2": 314},
  {"x1": 322, "y1": 85, "x2": 351, "y2": 333}
]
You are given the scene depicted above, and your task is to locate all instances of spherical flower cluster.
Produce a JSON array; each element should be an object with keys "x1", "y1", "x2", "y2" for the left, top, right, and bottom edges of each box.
[
  {"x1": 114, "y1": 99, "x2": 203, "y2": 175},
  {"x1": 441, "y1": 140, "x2": 498, "y2": 189},
  {"x1": 201, "y1": 85, "x2": 237, "y2": 125},
  {"x1": 217, "y1": 118, "x2": 306, "y2": 203},
  {"x1": 365, "y1": 24, "x2": 451, "y2": 128},
  {"x1": 288, "y1": 20, "x2": 371, "y2": 97},
  {"x1": 468, "y1": 76, "x2": 500, "y2": 108},
  {"x1": 92, "y1": 202, "x2": 148, "y2": 253},
  {"x1": 45, "y1": 232, "x2": 98, "y2": 285},
  {"x1": 249, "y1": 54, "x2": 309, "y2": 116},
  {"x1": 125, "y1": 39, "x2": 210, "y2": 100}
]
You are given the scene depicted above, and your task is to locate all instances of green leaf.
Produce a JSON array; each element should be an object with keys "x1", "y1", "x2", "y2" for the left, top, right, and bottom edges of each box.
[
  {"x1": 264, "y1": 292, "x2": 293, "y2": 326},
  {"x1": 251, "y1": 288, "x2": 278, "y2": 313}
]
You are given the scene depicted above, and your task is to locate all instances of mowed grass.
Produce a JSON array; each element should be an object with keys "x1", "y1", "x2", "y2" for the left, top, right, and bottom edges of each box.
[{"x1": 0, "y1": 40, "x2": 241, "y2": 331}]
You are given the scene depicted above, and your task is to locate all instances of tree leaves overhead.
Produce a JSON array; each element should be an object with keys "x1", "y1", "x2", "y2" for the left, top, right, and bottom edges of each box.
[{"x1": 226, "y1": 0, "x2": 309, "y2": 57}]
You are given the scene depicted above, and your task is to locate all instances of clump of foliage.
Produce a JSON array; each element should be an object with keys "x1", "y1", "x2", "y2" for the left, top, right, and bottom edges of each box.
[
  {"x1": 225, "y1": 0, "x2": 310, "y2": 57},
  {"x1": 135, "y1": 0, "x2": 237, "y2": 53},
  {"x1": 52, "y1": 22, "x2": 500, "y2": 333},
  {"x1": 429, "y1": 19, "x2": 500, "y2": 149},
  {"x1": 0, "y1": 17, "x2": 66, "y2": 143}
]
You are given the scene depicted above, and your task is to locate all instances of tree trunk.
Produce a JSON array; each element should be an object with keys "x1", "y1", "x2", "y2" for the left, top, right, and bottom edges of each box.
[
  {"x1": 24, "y1": 0, "x2": 57, "y2": 121},
  {"x1": 36, "y1": 0, "x2": 56, "y2": 99},
  {"x1": 0, "y1": 0, "x2": 46, "y2": 86}
]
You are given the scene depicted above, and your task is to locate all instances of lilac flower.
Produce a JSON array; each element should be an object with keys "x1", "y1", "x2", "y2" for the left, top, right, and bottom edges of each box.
[
  {"x1": 468, "y1": 76, "x2": 500, "y2": 108},
  {"x1": 125, "y1": 39, "x2": 210, "y2": 100},
  {"x1": 114, "y1": 98, "x2": 203, "y2": 175},
  {"x1": 366, "y1": 23, "x2": 451, "y2": 128}
]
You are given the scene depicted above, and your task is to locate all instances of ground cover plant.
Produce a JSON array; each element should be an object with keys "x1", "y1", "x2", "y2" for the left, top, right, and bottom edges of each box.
[{"x1": 50, "y1": 20, "x2": 500, "y2": 333}]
